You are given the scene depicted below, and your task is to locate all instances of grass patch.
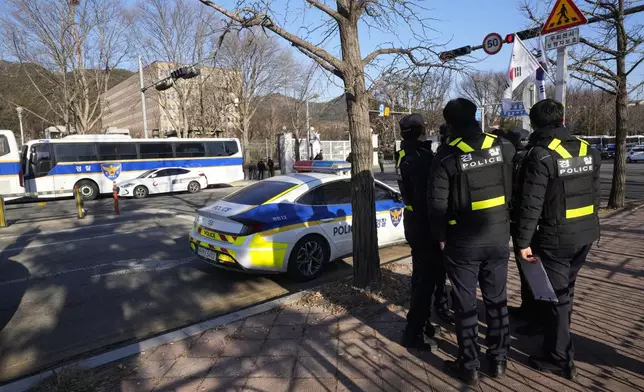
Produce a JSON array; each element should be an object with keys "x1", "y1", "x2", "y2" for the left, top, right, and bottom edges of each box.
[{"x1": 29, "y1": 367, "x2": 105, "y2": 392}]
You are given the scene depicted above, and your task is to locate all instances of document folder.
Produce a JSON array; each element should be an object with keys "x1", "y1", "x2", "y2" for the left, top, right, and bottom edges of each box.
[{"x1": 518, "y1": 256, "x2": 559, "y2": 303}]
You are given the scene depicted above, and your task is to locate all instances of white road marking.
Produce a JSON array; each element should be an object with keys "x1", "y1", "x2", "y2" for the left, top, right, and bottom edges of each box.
[{"x1": 0, "y1": 257, "x2": 195, "y2": 287}]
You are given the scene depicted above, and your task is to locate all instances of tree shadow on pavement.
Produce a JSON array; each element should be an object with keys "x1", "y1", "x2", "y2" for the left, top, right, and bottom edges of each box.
[{"x1": 0, "y1": 229, "x2": 38, "y2": 333}]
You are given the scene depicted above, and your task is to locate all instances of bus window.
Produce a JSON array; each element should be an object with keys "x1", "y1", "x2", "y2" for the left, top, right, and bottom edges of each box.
[
  {"x1": 30, "y1": 144, "x2": 53, "y2": 177},
  {"x1": 53, "y1": 143, "x2": 98, "y2": 162},
  {"x1": 207, "y1": 141, "x2": 238, "y2": 157},
  {"x1": 224, "y1": 141, "x2": 239, "y2": 155},
  {"x1": 99, "y1": 143, "x2": 138, "y2": 160},
  {"x1": 140, "y1": 142, "x2": 174, "y2": 159},
  {"x1": 0, "y1": 135, "x2": 9, "y2": 157},
  {"x1": 175, "y1": 142, "x2": 206, "y2": 157}
]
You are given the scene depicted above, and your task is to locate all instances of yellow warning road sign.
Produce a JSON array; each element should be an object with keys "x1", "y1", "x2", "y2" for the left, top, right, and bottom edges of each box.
[{"x1": 541, "y1": 0, "x2": 587, "y2": 35}]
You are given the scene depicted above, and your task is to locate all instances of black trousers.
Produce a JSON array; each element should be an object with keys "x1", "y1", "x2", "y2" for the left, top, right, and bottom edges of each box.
[
  {"x1": 406, "y1": 240, "x2": 448, "y2": 335},
  {"x1": 444, "y1": 244, "x2": 510, "y2": 370},
  {"x1": 534, "y1": 243, "x2": 591, "y2": 367},
  {"x1": 379, "y1": 162, "x2": 385, "y2": 173},
  {"x1": 257, "y1": 170, "x2": 264, "y2": 180}
]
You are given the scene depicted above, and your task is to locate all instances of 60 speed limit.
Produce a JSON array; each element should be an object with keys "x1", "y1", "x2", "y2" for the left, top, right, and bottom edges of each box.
[{"x1": 483, "y1": 32, "x2": 503, "y2": 55}]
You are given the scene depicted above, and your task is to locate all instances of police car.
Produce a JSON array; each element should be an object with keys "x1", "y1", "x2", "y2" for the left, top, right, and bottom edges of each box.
[
  {"x1": 117, "y1": 167, "x2": 208, "y2": 198},
  {"x1": 190, "y1": 161, "x2": 406, "y2": 281}
]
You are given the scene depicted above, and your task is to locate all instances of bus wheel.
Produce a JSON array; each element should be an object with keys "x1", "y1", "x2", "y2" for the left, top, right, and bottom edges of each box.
[
  {"x1": 133, "y1": 185, "x2": 149, "y2": 199},
  {"x1": 187, "y1": 181, "x2": 201, "y2": 193},
  {"x1": 76, "y1": 180, "x2": 98, "y2": 201}
]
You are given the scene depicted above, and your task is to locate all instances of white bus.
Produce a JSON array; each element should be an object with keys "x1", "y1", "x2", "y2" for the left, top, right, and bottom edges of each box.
[
  {"x1": 21, "y1": 135, "x2": 243, "y2": 200},
  {"x1": 0, "y1": 130, "x2": 24, "y2": 200}
]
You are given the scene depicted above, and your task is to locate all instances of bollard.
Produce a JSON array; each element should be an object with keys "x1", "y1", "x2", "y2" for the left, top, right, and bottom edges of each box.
[
  {"x1": 0, "y1": 195, "x2": 6, "y2": 228},
  {"x1": 74, "y1": 186, "x2": 85, "y2": 219},
  {"x1": 113, "y1": 181, "x2": 120, "y2": 216}
]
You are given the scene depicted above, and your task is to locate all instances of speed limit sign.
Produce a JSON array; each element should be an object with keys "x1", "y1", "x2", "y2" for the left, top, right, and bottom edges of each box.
[{"x1": 483, "y1": 33, "x2": 503, "y2": 55}]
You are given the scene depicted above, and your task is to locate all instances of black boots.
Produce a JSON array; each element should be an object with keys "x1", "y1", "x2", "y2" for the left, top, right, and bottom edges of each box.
[
  {"x1": 488, "y1": 360, "x2": 507, "y2": 378},
  {"x1": 530, "y1": 356, "x2": 577, "y2": 381},
  {"x1": 444, "y1": 360, "x2": 479, "y2": 386},
  {"x1": 402, "y1": 327, "x2": 438, "y2": 351}
]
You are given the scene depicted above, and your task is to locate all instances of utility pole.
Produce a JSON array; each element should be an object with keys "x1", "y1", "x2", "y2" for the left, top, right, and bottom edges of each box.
[
  {"x1": 16, "y1": 107, "x2": 24, "y2": 146},
  {"x1": 481, "y1": 98, "x2": 486, "y2": 132},
  {"x1": 139, "y1": 56, "x2": 149, "y2": 138},
  {"x1": 555, "y1": 47, "x2": 568, "y2": 123},
  {"x1": 306, "y1": 100, "x2": 311, "y2": 159}
]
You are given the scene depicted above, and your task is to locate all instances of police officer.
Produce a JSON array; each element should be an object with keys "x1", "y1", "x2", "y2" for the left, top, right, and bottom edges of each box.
[
  {"x1": 513, "y1": 99, "x2": 600, "y2": 380},
  {"x1": 428, "y1": 98, "x2": 515, "y2": 385},
  {"x1": 506, "y1": 128, "x2": 544, "y2": 332},
  {"x1": 396, "y1": 113, "x2": 443, "y2": 350}
]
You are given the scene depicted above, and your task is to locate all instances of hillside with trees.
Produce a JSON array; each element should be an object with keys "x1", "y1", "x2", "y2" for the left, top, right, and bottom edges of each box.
[{"x1": 0, "y1": 60, "x2": 134, "y2": 140}]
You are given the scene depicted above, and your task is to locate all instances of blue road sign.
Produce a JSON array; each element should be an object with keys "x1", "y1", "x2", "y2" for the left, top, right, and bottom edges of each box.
[
  {"x1": 501, "y1": 102, "x2": 529, "y2": 117},
  {"x1": 378, "y1": 104, "x2": 385, "y2": 117},
  {"x1": 475, "y1": 108, "x2": 482, "y2": 121}
]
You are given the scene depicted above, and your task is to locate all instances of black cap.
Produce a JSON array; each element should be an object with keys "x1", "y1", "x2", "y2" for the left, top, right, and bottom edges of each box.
[
  {"x1": 443, "y1": 98, "x2": 477, "y2": 128},
  {"x1": 399, "y1": 113, "x2": 425, "y2": 139}
]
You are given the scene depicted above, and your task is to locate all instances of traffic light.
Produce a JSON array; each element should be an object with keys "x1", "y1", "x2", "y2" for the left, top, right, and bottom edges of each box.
[
  {"x1": 439, "y1": 45, "x2": 472, "y2": 62},
  {"x1": 154, "y1": 79, "x2": 174, "y2": 91},
  {"x1": 170, "y1": 66, "x2": 201, "y2": 80},
  {"x1": 384, "y1": 107, "x2": 390, "y2": 117},
  {"x1": 505, "y1": 27, "x2": 541, "y2": 44}
]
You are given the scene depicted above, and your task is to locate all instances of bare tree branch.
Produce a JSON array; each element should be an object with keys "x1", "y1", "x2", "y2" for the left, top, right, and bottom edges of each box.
[
  {"x1": 305, "y1": 0, "x2": 342, "y2": 21},
  {"x1": 198, "y1": 0, "x2": 344, "y2": 73}
]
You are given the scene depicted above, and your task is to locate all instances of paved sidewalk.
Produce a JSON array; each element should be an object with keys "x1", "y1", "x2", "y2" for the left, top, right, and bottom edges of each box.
[{"x1": 30, "y1": 209, "x2": 644, "y2": 392}]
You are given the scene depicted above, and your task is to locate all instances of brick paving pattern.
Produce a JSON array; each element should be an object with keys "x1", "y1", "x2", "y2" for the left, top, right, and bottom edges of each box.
[{"x1": 80, "y1": 209, "x2": 644, "y2": 391}]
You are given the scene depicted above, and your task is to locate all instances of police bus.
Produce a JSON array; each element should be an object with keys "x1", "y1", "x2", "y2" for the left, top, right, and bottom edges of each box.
[
  {"x1": 0, "y1": 130, "x2": 23, "y2": 200},
  {"x1": 20, "y1": 135, "x2": 243, "y2": 200}
]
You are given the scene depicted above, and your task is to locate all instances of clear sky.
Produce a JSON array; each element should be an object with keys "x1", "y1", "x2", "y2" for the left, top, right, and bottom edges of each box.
[{"x1": 209, "y1": 0, "x2": 643, "y2": 100}]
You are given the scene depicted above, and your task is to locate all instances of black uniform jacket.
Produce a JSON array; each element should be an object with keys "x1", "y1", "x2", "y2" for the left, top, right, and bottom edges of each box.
[
  {"x1": 512, "y1": 125, "x2": 601, "y2": 250},
  {"x1": 428, "y1": 125, "x2": 515, "y2": 247}
]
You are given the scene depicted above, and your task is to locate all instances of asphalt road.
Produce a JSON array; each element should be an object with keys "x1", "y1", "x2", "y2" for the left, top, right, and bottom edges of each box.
[{"x1": 0, "y1": 187, "x2": 409, "y2": 383}]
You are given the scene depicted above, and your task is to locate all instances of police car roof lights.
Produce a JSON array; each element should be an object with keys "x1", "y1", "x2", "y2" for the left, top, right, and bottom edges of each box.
[{"x1": 294, "y1": 160, "x2": 351, "y2": 175}]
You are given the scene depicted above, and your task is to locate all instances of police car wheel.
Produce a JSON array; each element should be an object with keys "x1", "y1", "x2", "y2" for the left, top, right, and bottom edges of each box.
[
  {"x1": 287, "y1": 235, "x2": 328, "y2": 281},
  {"x1": 188, "y1": 181, "x2": 201, "y2": 193},
  {"x1": 627, "y1": 157, "x2": 632, "y2": 163},
  {"x1": 76, "y1": 180, "x2": 98, "y2": 201},
  {"x1": 133, "y1": 185, "x2": 149, "y2": 199}
]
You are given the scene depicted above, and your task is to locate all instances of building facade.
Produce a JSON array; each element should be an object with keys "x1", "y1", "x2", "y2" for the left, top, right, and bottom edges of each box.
[{"x1": 100, "y1": 62, "x2": 239, "y2": 138}]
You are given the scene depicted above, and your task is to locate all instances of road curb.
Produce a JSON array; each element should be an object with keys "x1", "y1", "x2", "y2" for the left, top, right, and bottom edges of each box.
[{"x1": 0, "y1": 290, "x2": 310, "y2": 392}]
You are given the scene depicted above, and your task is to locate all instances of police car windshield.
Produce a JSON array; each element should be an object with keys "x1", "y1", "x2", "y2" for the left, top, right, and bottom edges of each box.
[
  {"x1": 137, "y1": 169, "x2": 156, "y2": 178},
  {"x1": 223, "y1": 181, "x2": 295, "y2": 205}
]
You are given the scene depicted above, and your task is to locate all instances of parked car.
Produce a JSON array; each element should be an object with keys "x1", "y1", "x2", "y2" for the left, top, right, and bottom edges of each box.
[
  {"x1": 117, "y1": 167, "x2": 207, "y2": 198},
  {"x1": 627, "y1": 146, "x2": 644, "y2": 163}
]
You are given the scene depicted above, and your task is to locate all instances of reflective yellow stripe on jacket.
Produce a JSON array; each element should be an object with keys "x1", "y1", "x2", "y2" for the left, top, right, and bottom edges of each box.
[
  {"x1": 451, "y1": 133, "x2": 505, "y2": 212},
  {"x1": 547, "y1": 137, "x2": 594, "y2": 219},
  {"x1": 397, "y1": 149, "x2": 406, "y2": 167}
]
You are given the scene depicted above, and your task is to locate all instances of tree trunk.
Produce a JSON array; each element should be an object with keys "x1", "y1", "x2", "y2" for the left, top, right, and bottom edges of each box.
[
  {"x1": 241, "y1": 124, "x2": 251, "y2": 164},
  {"x1": 294, "y1": 137, "x2": 301, "y2": 161},
  {"x1": 339, "y1": 20, "x2": 381, "y2": 289},
  {"x1": 607, "y1": 4, "x2": 628, "y2": 209}
]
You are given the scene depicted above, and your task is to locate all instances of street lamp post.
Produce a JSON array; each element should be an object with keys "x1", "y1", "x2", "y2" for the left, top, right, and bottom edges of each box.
[
  {"x1": 16, "y1": 107, "x2": 24, "y2": 146},
  {"x1": 138, "y1": 56, "x2": 149, "y2": 138},
  {"x1": 305, "y1": 94, "x2": 320, "y2": 159}
]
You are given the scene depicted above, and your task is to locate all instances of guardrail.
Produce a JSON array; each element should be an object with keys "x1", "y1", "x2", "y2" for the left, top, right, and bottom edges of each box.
[{"x1": 0, "y1": 188, "x2": 86, "y2": 228}]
